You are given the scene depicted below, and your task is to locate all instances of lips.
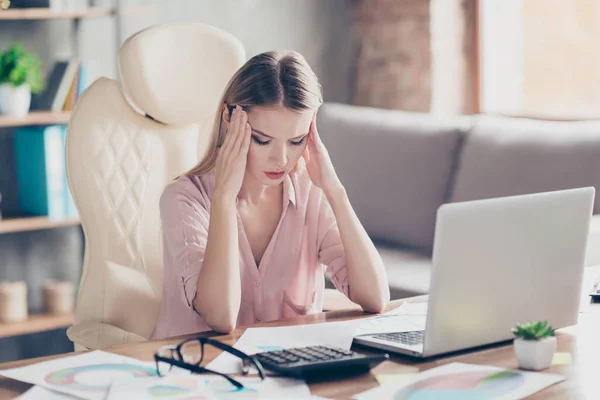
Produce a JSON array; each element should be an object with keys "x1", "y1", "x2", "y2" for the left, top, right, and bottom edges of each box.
[{"x1": 265, "y1": 171, "x2": 285, "y2": 179}]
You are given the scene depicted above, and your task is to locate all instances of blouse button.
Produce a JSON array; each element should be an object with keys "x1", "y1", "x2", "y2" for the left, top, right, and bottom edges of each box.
[{"x1": 254, "y1": 280, "x2": 261, "y2": 287}]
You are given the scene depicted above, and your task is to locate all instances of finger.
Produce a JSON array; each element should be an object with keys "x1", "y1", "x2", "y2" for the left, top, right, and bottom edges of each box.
[
  {"x1": 311, "y1": 117, "x2": 323, "y2": 145},
  {"x1": 302, "y1": 145, "x2": 310, "y2": 165},
  {"x1": 217, "y1": 130, "x2": 232, "y2": 161},
  {"x1": 221, "y1": 106, "x2": 242, "y2": 158},
  {"x1": 309, "y1": 119, "x2": 325, "y2": 155},
  {"x1": 217, "y1": 106, "x2": 230, "y2": 148},
  {"x1": 221, "y1": 105, "x2": 237, "y2": 139},
  {"x1": 308, "y1": 118, "x2": 316, "y2": 140},
  {"x1": 307, "y1": 124, "x2": 318, "y2": 152},
  {"x1": 218, "y1": 125, "x2": 235, "y2": 161},
  {"x1": 239, "y1": 122, "x2": 252, "y2": 157},
  {"x1": 233, "y1": 109, "x2": 248, "y2": 152},
  {"x1": 228, "y1": 106, "x2": 241, "y2": 146},
  {"x1": 218, "y1": 107, "x2": 229, "y2": 146}
]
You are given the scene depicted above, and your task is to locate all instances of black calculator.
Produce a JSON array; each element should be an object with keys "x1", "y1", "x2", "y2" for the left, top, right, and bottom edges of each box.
[{"x1": 252, "y1": 345, "x2": 389, "y2": 378}]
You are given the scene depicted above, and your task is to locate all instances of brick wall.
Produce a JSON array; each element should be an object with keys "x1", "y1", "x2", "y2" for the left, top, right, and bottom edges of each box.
[
  {"x1": 353, "y1": 0, "x2": 431, "y2": 112},
  {"x1": 352, "y1": 0, "x2": 476, "y2": 114}
]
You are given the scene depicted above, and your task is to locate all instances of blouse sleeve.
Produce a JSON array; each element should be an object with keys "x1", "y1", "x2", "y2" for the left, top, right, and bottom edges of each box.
[
  {"x1": 316, "y1": 193, "x2": 350, "y2": 298},
  {"x1": 159, "y1": 180, "x2": 210, "y2": 310}
]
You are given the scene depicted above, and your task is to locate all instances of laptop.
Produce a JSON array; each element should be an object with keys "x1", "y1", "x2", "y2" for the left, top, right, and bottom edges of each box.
[{"x1": 353, "y1": 187, "x2": 595, "y2": 358}]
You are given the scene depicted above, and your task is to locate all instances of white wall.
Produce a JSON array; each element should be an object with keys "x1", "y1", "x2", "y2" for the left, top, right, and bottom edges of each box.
[{"x1": 0, "y1": 0, "x2": 356, "y2": 103}]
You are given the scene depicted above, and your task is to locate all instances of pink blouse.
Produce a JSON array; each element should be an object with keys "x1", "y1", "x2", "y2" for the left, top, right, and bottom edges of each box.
[{"x1": 151, "y1": 170, "x2": 349, "y2": 339}]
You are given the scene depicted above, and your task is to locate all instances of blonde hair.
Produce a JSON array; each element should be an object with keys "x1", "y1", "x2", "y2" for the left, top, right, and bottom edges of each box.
[{"x1": 185, "y1": 50, "x2": 323, "y2": 177}]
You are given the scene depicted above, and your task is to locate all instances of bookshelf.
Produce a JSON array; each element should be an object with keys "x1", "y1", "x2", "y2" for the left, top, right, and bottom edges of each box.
[
  {"x1": 0, "y1": 216, "x2": 80, "y2": 235},
  {"x1": 0, "y1": 2, "x2": 152, "y2": 342},
  {"x1": 0, "y1": 313, "x2": 73, "y2": 339},
  {"x1": 0, "y1": 5, "x2": 155, "y2": 20},
  {"x1": 0, "y1": 7, "x2": 112, "y2": 20},
  {"x1": 0, "y1": 111, "x2": 71, "y2": 128}
]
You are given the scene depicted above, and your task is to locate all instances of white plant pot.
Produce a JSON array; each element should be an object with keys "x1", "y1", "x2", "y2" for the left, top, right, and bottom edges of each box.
[
  {"x1": 514, "y1": 336, "x2": 557, "y2": 371},
  {"x1": 0, "y1": 83, "x2": 32, "y2": 117}
]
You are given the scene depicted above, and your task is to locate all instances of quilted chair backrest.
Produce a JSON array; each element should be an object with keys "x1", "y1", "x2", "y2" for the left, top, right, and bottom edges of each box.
[{"x1": 66, "y1": 23, "x2": 245, "y2": 341}]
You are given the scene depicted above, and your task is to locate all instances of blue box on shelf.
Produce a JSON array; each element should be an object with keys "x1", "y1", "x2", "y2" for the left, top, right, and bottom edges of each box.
[{"x1": 13, "y1": 125, "x2": 78, "y2": 220}]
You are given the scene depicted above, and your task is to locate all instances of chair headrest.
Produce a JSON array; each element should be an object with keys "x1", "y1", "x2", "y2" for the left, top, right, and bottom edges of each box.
[{"x1": 117, "y1": 23, "x2": 246, "y2": 126}]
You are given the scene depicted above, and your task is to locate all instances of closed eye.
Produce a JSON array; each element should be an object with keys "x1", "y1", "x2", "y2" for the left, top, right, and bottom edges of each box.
[
  {"x1": 291, "y1": 137, "x2": 306, "y2": 146},
  {"x1": 251, "y1": 135, "x2": 270, "y2": 146},
  {"x1": 251, "y1": 133, "x2": 307, "y2": 146}
]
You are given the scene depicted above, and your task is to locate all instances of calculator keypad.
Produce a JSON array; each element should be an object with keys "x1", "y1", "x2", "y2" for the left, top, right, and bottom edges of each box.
[{"x1": 254, "y1": 345, "x2": 358, "y2": 365}]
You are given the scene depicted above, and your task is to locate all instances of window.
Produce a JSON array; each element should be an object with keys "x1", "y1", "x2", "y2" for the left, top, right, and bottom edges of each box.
[{"x1": 479, "y1": 0, "x2": 600, "y2": 119}]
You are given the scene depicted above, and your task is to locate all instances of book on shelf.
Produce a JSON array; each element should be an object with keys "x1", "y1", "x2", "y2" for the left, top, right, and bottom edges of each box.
[
  {"x1": 30, "y1": 60, "x2": 89, "y2": 113},
  {"x1": 63, "y1": 66, "x2": 79, "y2": 111},
  {"x1": 63, "y1": 62, "x2": 89, "y2": 111},
  {"x1": 13, "y1": 125, "x2": 78, "y2": 220},
  {"x1": 9, "y1": 0, "x2": 89, "y2": 10}
]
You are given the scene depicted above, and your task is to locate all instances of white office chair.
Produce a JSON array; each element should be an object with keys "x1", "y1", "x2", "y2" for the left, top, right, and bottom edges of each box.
[{"x1": 65, "y1": 23, "x2": 245, "y2": 351}]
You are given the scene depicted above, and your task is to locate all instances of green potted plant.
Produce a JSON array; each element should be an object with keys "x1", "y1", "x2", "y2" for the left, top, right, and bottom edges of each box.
[
  {"x1": 512, "y1": 320, "x2": 556, "y2": 370},
  {"x1": 0, "y1": 44, "x2": 44, "y2": 117}
]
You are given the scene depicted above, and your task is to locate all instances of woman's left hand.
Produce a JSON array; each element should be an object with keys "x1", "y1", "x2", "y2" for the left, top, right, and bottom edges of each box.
[{"x1": 302, "y1": 114, "x2": 343, "y2": 195}]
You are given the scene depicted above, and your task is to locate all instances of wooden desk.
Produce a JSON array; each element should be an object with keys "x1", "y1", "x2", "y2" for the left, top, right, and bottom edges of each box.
[{"x1": 1, "y1": 268, "x2": 599, "y2": 399}]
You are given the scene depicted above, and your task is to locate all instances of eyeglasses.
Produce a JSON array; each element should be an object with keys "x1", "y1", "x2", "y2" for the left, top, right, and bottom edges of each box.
[{"x1": 154, "y1": 337, "x2": 266, "y2": 389}]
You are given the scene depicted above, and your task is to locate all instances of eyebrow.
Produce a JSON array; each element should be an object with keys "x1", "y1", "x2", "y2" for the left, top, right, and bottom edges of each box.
[{"x1": 252, "y1": 129, "x2": 308, "y2": 140}]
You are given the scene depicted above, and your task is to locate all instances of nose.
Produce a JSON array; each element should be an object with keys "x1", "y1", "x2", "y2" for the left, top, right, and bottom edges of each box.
[{"x1": 269, "y1": 144, "x2": 288, "y2": 169}]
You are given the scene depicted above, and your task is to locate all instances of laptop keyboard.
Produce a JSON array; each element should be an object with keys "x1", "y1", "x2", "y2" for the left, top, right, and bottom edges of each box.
[{"x1": 373, "y1": 330, "x2": 424, "y2": 346}]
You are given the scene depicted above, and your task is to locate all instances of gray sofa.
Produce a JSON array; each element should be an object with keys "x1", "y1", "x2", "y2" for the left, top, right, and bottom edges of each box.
[{"x1": 317, "y1": 103, "x2": 600, "y2": 299}]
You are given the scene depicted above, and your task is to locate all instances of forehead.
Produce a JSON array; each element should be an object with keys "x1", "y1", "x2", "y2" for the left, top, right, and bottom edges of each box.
[{"x1": 246, "y1": 106, "x2": 313, "y2": 138}]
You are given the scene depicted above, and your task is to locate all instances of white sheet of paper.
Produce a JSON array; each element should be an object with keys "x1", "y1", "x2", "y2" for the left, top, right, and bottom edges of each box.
[
  {"x1": 16, "y1": 385, "x2": 80, "y2": 399},
  {"x1": 353, "y1": 362, "x2": 565, "y2": 400},
  {"x1": 106, "y1": 374, "x2": 312, "y2": 400},
  {"x1": 207, "y1": 319, "x2": 364, "y2": 374},
  {"x1": 0, "y1": 351, "x2": 164, "y2": 400}
]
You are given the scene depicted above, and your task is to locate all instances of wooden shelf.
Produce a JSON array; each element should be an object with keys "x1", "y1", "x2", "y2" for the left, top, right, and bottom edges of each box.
[
  {"x1": 0, "y1": 217, "x2": 80, "y2": 235},
  {"x1": 121, "y1": 5, "x2": 156, "y2": 17},
  {"x1": 0, "y1": 5, "x2": 156, "y2": 20},
  {"x1": 0, "y1": 313, "x2": 73, "y2": 339},
  {"x1": 0, "y1": 7, "x2": 113, "y2": 20},
  {"x1": 0, "y1": 111, "x2": 71, "y2": 128}
]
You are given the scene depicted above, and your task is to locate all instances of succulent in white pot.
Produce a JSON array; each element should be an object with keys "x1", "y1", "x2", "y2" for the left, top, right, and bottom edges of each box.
[
  {"x1": 0, "y1": 44, "x2": 45, "y2": 117},
  {"x1": 512, "y1": 320, "x2": 557, "y2": 371}
]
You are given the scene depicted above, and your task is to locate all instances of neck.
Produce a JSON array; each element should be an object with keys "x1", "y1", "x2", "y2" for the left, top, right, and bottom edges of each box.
[{"x1": 238, "y1": 173, "x2": 282, "y2": 206}]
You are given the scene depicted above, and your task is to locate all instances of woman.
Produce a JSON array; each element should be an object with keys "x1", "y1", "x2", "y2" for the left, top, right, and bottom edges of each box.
[{"x1": 152, "y1": 51, "x2": 389, "y2": 339}]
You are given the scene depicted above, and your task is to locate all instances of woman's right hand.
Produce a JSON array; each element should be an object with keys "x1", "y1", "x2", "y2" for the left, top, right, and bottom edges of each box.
[{"x1": 213, "y1": 105, "x2": 251, "y2": 203}]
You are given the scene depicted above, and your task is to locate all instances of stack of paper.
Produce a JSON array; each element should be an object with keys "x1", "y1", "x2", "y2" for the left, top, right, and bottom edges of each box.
[
  {"x1": 0, "y1": 350, "x2": 316, "y2": 399},
  {"x1": 2, "y1": 351, "x2": 160, "y2": 400}
]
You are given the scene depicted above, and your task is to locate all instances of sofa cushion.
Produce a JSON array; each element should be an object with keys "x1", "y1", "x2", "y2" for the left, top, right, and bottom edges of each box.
[
  {"x1": 323, "y1": 241, "x2": 433, "y2": 299},
  {"x1": 375, "y1": 240, "x2": 433, "y2": 299},
  {"x1": 317, "y1": 103, "x2": 468, "y2": 250},
  {"x1": 450, "y1": 115, "x2": 600, "y2": 214}
]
